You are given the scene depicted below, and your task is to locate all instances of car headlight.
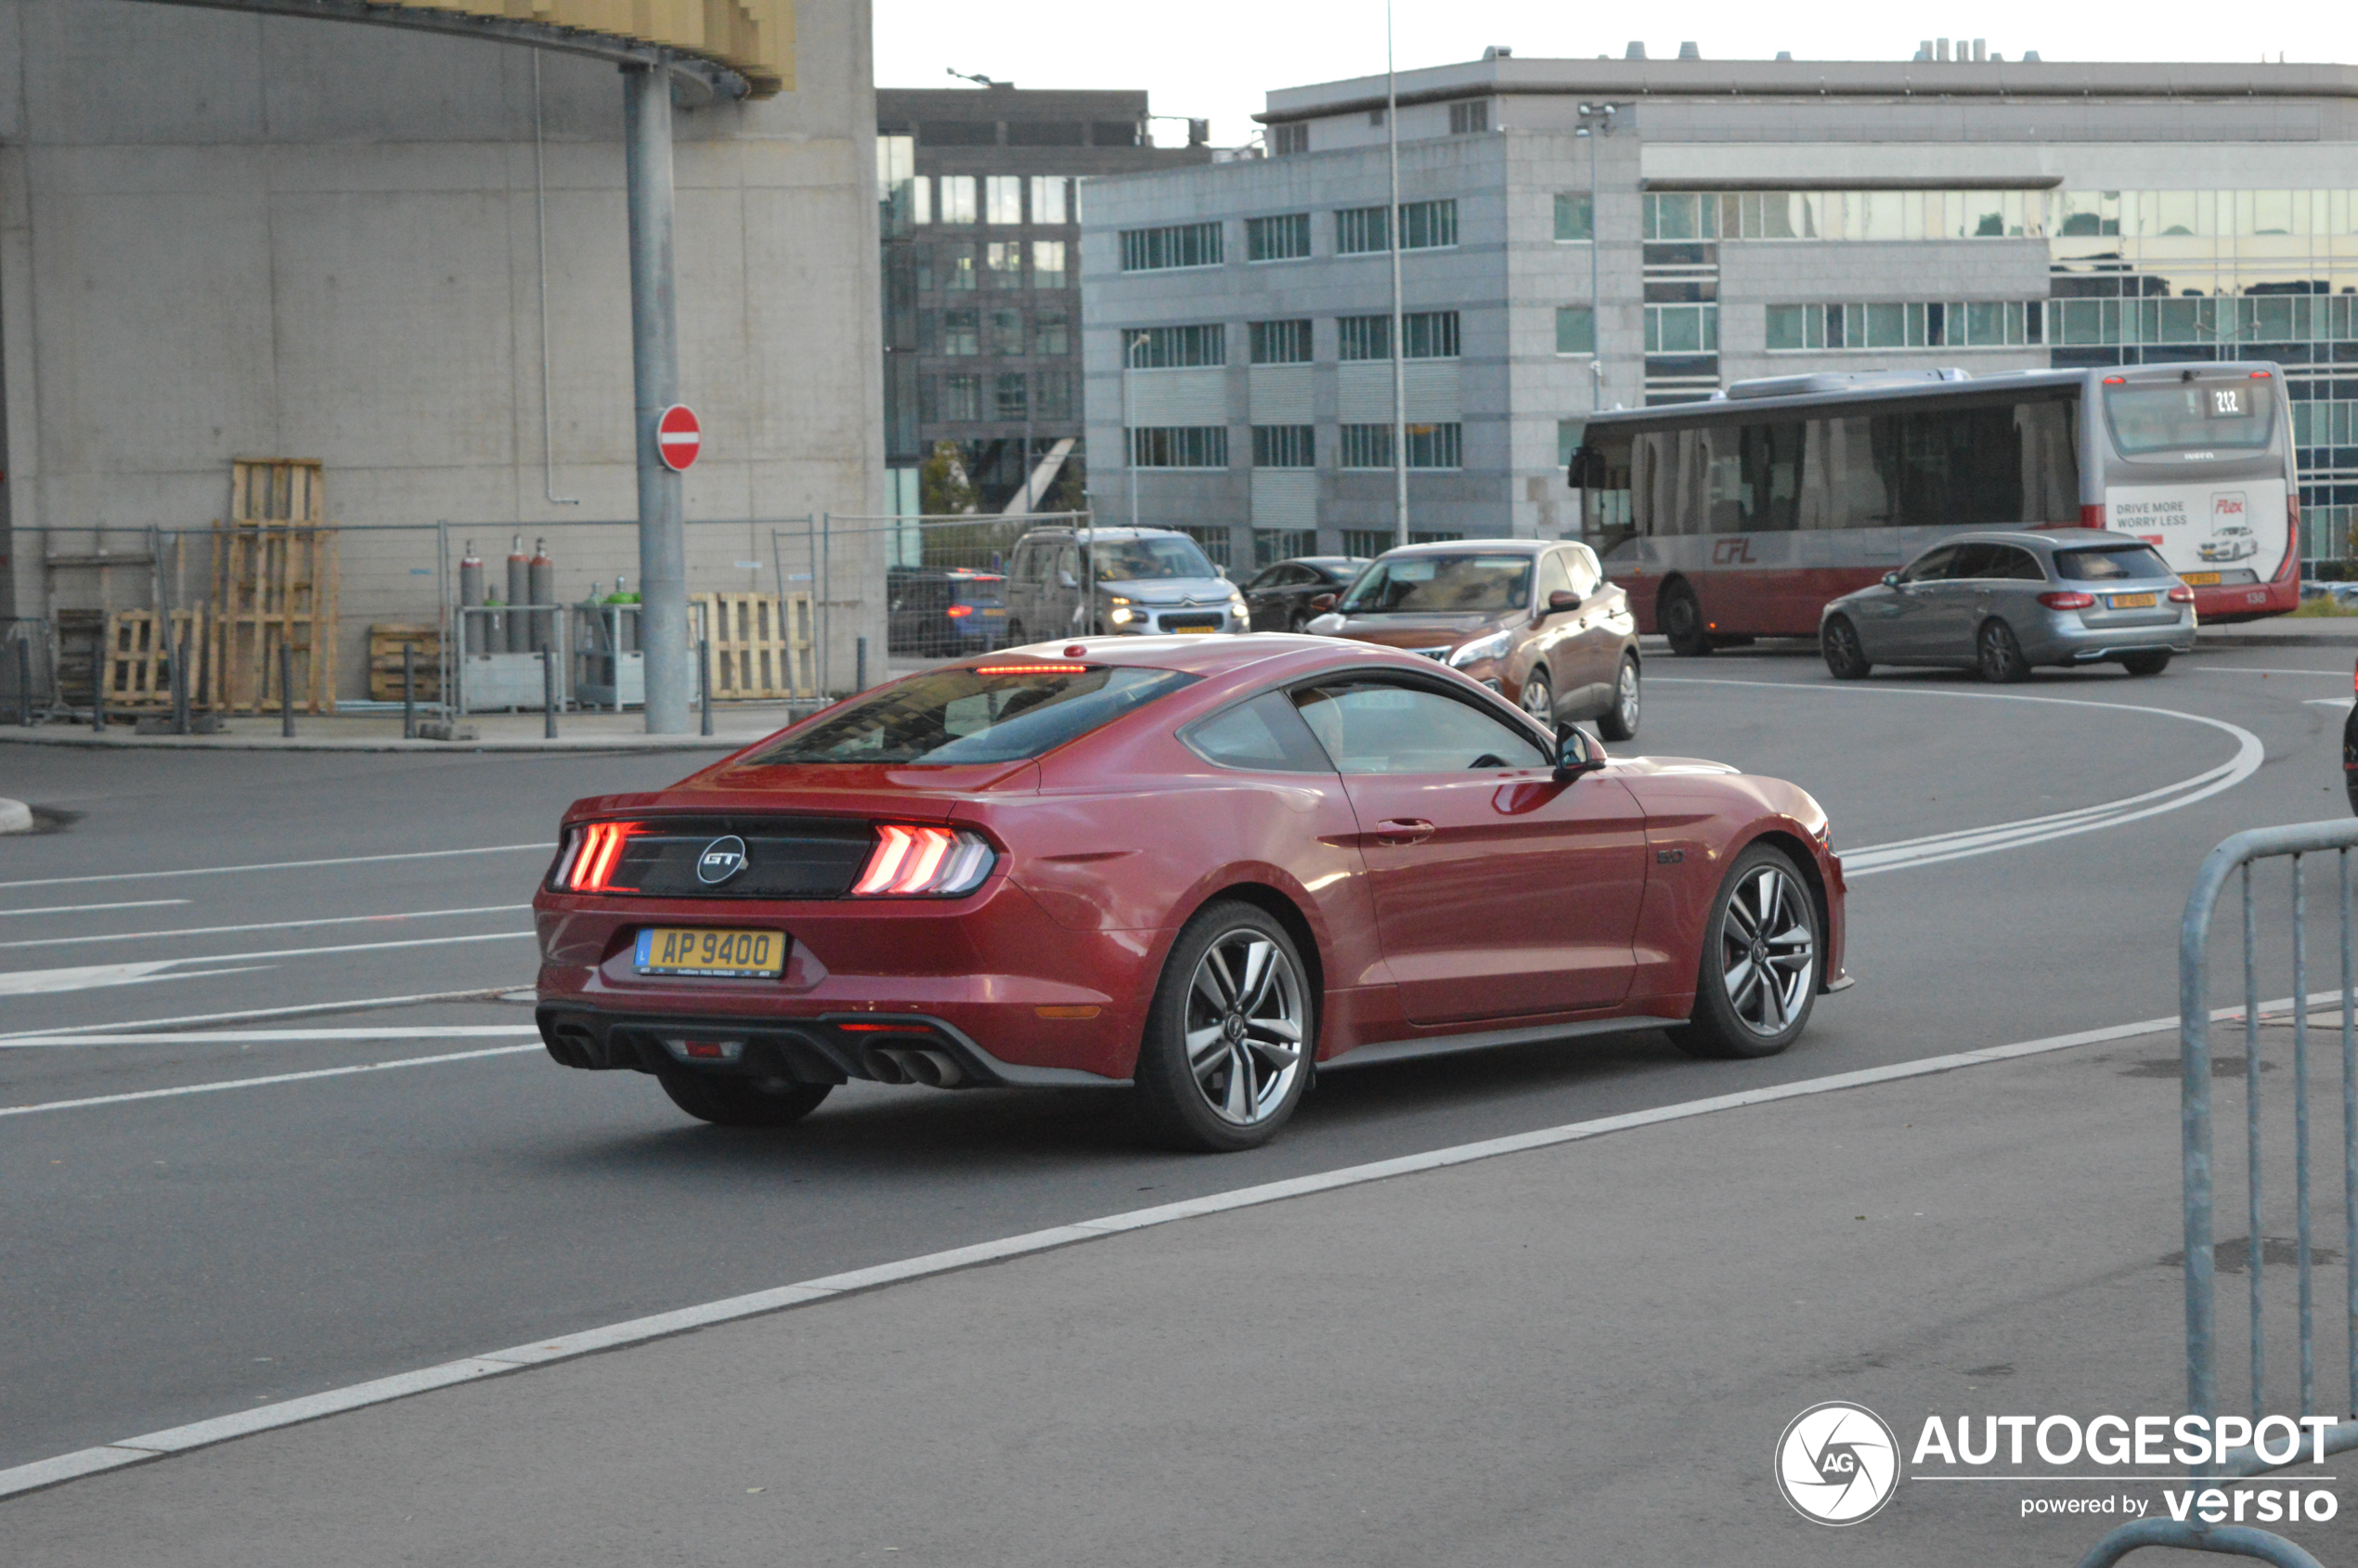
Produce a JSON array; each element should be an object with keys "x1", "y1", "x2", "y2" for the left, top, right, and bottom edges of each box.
[
  {"x1": 1228, "y1": 595, "x2": 1248, "y2": 617},
  {"x1": 1109, "y1": 607, "x2": 1135, "y2": 626},
  {"x1": 1449, "y1": 629, "x2": 1512, "y2": 667}
]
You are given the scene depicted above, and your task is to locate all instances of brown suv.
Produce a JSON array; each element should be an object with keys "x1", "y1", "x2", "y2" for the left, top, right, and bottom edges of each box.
[{"x1": 1304, "y1": 539, "x2": 1641, "y2": 740}]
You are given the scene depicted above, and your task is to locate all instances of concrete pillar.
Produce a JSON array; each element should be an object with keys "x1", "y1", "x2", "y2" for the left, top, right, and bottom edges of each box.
[{"x1": 624, "y1": 64, "x2": 690, "y2": 734}]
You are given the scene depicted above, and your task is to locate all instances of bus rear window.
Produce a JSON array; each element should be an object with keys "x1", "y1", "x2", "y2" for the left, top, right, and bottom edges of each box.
[
  {"x1": 2104, "y1": 381, "x2": 2275, "y2": 456},
  {"x1": 2054, "y1": 545, "x2": 2174, "y2": 582}
]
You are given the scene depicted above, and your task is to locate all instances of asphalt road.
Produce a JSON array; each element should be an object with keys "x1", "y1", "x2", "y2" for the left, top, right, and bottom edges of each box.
[{"x1": 1, "y1": 643, "x2": 2351, "y2": 1471}]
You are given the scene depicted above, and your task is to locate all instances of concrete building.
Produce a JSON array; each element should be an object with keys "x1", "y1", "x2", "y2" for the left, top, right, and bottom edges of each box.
[
  {"x1": 875, "y1": 85, "x2": 1208, "y2": 516},
  {"x1": 0, "y1": 0, "x2": 883, "y2": 703},
  {"x1": 1081, "y1": 51, "x2": 2358, "y2": 566}
]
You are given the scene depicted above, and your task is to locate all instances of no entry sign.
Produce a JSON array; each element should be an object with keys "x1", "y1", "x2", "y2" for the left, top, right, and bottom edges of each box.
[{"x1": 656, "y1": 404, "x2": 702, "y2": 473}]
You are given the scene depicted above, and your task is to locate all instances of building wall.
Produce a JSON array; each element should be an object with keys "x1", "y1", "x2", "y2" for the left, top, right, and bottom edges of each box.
[{"x1": 0, "y1": 0, "x2": 882, "y2": 698}]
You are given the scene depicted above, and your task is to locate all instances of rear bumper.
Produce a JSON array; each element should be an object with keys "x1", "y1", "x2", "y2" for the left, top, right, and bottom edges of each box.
[
  {"x1": 536, "y1": 1004, "x2": 1129, "y2": 1088},
  {"x1": 2022, "y1": 613, "x2": 2196, "y2": 665}
]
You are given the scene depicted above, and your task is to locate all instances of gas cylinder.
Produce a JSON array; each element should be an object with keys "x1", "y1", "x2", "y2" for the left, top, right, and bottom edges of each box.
[
  {"x1": 459, "y1": 540, "x2": 486, "y2": 654},
  {"x1": 506, "y1": 536, "x2": 531, "y2": 653},
  {"x1": 527, "y1": 538, "x2": 556, "y2": 653}
]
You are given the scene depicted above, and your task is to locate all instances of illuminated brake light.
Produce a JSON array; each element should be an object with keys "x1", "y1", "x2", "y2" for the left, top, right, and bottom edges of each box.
[
  {"x1": 2252, "y1": 369, "x2": 2273, "y2": 379},
  {"x1": 972, "y1": 663, "x2": 1087, "y2": 676},
  {"x1": 851, "y1": 824, "x2": 995, "y2": 898},
  {"x1": 2103, "y1": 375, "x2": 2127, "y2": 384},
  {"x1": 565, "y1": 822, "x2": 633, "y2": 891},
  {"x1": 944, "y1": 604, "x2": 974, "y2": 618},
  {"x1": 2038, "y1": 590, "x2": 2096, "y2": 611}
]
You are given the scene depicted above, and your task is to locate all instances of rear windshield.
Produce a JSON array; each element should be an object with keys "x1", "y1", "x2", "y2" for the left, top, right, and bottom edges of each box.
[
  {"x1": 1338, "y1": 554, "x2": 1534, "y2": 616},
  {"x1": 750, "y1": 664, "x2": 1198, "y2": 766},
  {"x1": 2104, "y1": 381, "x2": 2276, "y2": 456},
  {"x1": 2054, "y1": 545, "x2": 2176, "y2": 582}
]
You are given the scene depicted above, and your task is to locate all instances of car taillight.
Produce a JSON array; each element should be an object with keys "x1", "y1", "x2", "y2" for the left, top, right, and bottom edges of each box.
[
  {"x1": 850, "y1": 825, "x2": 995, "y2": 897},
  {"x1": 2168, "y1": 585, "x2": 2196, "y2": 603},
  {"x1": 551, "y1": 822, "x2": 635, "y2": 891},
  {"x1": 2038, "y1": 590, "x2": 2095, "y2": 611},
  {"x1": 945, "y1": 604, "x2": 974, "y2": 618}
]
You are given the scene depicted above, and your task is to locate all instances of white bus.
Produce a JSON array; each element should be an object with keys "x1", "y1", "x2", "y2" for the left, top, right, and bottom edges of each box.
[{"x1": 1565, "y1": 362, "x2": 2300, "y2": 653}]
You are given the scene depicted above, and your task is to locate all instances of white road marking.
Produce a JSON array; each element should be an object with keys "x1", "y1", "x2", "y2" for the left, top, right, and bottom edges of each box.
[
  {"x1": 2, "y1": 1026, "x2": 543, "y2": 1048},
  {"x1": 0, "y1": 986, "x2": 516, "y2": 1043},
  {"x1": 0, "y1": 995, "x2": 2305, "y2": 1500},
  {"x1": 1653, "y1": 679, "x2": 2264, "y2": 875},
  {"x1": 0, "y1": 842, "x2": 551, "y2": 892},
  {"x1": 0, "y1": 900, "x2": 191, "y2": 918},
  {"x1": 0, "y1": 903, "x2": 532, "y2": 952},
  {"x1": 2303, "y1": 697, "x2": 2354, "y2": 710},
  {"x1": 2192, "y1": 666, "x2": 2352, "y2": 677},
  {"x1": 0, "y1": 961, "x2": 271, "y2": 997},
  {"x1": 0, "y1": 1044, "x2": 541, "y2": 1118}
]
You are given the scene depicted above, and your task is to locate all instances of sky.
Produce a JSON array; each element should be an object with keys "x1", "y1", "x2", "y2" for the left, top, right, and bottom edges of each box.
[{"x1": 873, "y1": 2, "x2": 2352, "y2": 149}]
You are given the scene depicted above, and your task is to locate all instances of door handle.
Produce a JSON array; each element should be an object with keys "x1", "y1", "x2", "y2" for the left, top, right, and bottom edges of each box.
[{"x1": 1374, "y1": 818, "x2": 1435, "y2": 845}]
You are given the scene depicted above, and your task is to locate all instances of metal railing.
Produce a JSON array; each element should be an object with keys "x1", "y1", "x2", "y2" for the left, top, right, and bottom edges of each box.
[{"x1": 2079, "y1": 820, "x2": 2358, "y2": 1568}]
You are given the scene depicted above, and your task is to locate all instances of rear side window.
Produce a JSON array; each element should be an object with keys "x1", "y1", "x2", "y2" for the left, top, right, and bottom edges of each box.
[
  {"x1": 1184, "y1": 691, "x2": 1335, "y2": 773},
  {"x1": 1290, "y1": 681, "x2": 1548, "y2": 774},
  {"x1": 2055, "y1": 545, "x2": 2174, "y2": 582},
  {"x1": 752, "y1": 663, "x2": 1198, "y2": 766}
]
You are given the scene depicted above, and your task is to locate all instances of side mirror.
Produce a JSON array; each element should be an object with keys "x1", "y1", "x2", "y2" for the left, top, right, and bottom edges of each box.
[
  {"x1": 1059, "y1": 571, "x2": 1080, "y2": 590},
  {"x1": 1215, "y1": 564, "x2": 1230, "y2": 580},
  {"x1": 1881, "y1": 571, "x2": 1901, "y2": 588},
  {"x1": 1309, "y1": 593, "x2": 1338, "y2": 613},
  {"x1": 1552, "y1": 725, "x2": 1607, "y2": 783},
  {"x1": 1546, "y1": 589, "x2": 1580, "y2": 615}
]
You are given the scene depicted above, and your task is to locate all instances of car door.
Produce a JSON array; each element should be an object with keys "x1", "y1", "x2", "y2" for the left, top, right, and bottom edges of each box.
[
  {"x1": 1291, "y1": 677, "x2": 1650, "y2": 1023},
  {"x1": 1244, "y1": 564, "x2": 1296, "y2": 630},
  {"x1": 1917, "y1": 542, "x2": 2002, "y2": 661},
  {"x1": 1957, "y1": 544, "x2": 2046, "y2": 655},
  {"x1": 1559, "y1": 544, "x2": 1623, "y2": 713},
  {"x1": 1869, "y1": 544, "x2": 1958, "y2": 661},
  {"x1": 1520, "y1": 550, "x2": 1578, "y2": 714}
]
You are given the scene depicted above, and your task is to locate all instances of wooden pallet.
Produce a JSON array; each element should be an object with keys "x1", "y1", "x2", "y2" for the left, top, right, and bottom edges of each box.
[
  {"x1": 209, "y1": 459, "x2": 340, "y2": 713},
  {"x1": 693, "y1": 592, "x2": 814, "y2": 699},
  {"x1": 103, "y1": 609, "x2": 211, "y2": 710},
  {"x1": 368, "y1": 624, "x2": 442, "y2": 702}
]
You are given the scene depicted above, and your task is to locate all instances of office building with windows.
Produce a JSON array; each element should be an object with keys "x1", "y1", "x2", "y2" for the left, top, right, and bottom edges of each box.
[
  {"x1": 1081, "y1": 52, "x2": 2358, "y2": 564},
  {"x1": 875, "y1": 87, "x2": 1209, "y2": 515}
]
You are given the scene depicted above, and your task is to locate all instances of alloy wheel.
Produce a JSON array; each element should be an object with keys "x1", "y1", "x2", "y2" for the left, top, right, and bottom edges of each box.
[
  {"x1": 1183, "y1": 928, "x2": 1306, "y2": 1125},
  {"x1": 1613, "y1": 662, "x2": 1639, "y2": 728},
  {"x1": 1718, "y1": 864, "x2": 1817, "y2": 1038},
  {"x1": 1520, "y1": 670, "x2": 1553, "y2": 722}
]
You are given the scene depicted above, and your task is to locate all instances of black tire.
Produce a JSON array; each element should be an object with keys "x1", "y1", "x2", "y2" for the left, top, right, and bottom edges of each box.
[
  {"x1": 1668, "y1": 844, "x2": 1821, "y2": 1061},
  {"x1": 2120, "y1": 651, "x2": 2171, "y2": 677},
  {"x1": 1518, "y1": 667, "x2": 1555, "y2": 728},
  {"x1": 1821, "y1": 616, "x2": 1872, "y2": 680},
  {"x1": 1976, "y1": 619, "x2": 2029, "y2": 684},
  {"x1": 1598, "y1": 654, "x2": 1640, "y2": 742},
  {"x1": 657, "y1": 1071, "x2": 832, "y2": 1128},
  {"x1": 1133, "y1": 901, "x2": 1314, "y2": 1152},
  {"x1": 1659, "y1": 582, "x2": 1711, "y2": 657}
]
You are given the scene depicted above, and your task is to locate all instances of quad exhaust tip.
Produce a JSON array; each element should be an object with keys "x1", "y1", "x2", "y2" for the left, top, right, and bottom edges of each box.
[{"x1": 862, "y1": 1044, "x2": 966, "y2": 1088}]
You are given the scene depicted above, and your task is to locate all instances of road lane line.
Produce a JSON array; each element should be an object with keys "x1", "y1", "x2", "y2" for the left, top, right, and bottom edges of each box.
[
  {"x1": 1653, "y1": 679, "x2": 2263, "y2": 875},
  {"x1": 0, "y1": 987, "x2": 515, "y2": 1043},
  {"x1": 0, "y1": 996, "x2": 2295, "y2": 1499},
  {"x1": 0, "y1": 903, "x2": 532, "y2": 952},
  {"x1": 2, "y1": 1026, "x2": 544, "y2": 1048},
  {"x1": 0, "y1": 1044, "x2": 541, "y2": 1118},
  {"x1": 2191, "y1": 667, "x2": 2351, "y2": 677},
  {"x1": 0, "y1": 900, "x2": 191, "y2": 918},
  {"x1": 0, "y1": 962, "x2": 274, "y2": 997},
  {"x1": 0, "y1": 842, "x2": 551, "y2": 892}
]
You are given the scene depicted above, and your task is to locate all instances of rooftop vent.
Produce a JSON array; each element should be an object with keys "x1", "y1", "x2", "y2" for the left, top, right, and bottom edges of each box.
[
  {"x1": 1626, "y1": 41, "x2": 1647, "y2": 59},
  {"x1": 1678, "y1": 41, "x2": 1702, "y2": 59},
  {"x1": 1483, "y1": 45, "x2": 1512, "y2": 59},
  {"x1": 1776, "y1": 50, "x2": 1794, "y2": 60},
  {"x1": 2023, "y1": 49, "x2": 2041, "y2": 61}
]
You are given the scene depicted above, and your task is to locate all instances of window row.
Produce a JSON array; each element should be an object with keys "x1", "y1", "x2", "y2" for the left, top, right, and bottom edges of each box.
[
  {"x1": 1118, "y1": 312, "x2": 1462, "y2": 366},
  {"x1": 1126, "y1": 423, "x2": 1463, "y2": 471},
  {"x1": 1767, "y1": 301, "x2": 2041, "y2": 351},
  {"x1": 926, "y1": 307, "x2": 1071, "y2": 357},
  {"x1": 922, "y1": 370, "x2": 1075, "y2": 424},
  {"x1": 2049, "y1": 293, "x2": 2358, "y2": 345},
  {"x1": 905, "y1": 175, "x2": 1072, "y2": 227},
  {"x1": 1261, "y1": 99, "x2": 1491, "y2": 157},
  {"x1": 1121, "y1": 201, "x2": 1458, "y2": 271},
  {"x1": 1648, "y1": 188, "x2": 2358, "y2": 244},
  {"x1": 2294, "y1": 401, "x2": 2358, "y2": 448},
  {"x1": 1644, "y1": 303, "x2": 1718, "y2": 355},
  {"x1": 913, "y1": 240, "x2": 1069, "y2": 292}
]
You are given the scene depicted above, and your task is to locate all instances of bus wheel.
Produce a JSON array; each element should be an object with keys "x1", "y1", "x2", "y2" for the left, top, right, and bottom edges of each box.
[
  {"x1": 1660, "y1": 583, "x2": 1711, "y2": 656},
  {"x1": 1976, "y1": 619, "x2": 2029, "y2": 683},
  {"x1": 1821, "y1": 616, "x2": 1871, "y2": 680}
]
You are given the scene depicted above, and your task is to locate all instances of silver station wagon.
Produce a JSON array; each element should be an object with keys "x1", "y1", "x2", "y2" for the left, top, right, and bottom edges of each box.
[{"x1": 1819, "y1": 527, "x2": 2196, "y2": 682}]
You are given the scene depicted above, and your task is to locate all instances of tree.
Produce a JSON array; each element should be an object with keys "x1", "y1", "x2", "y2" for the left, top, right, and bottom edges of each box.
[{"x1": 919, "y1": 439, "x2": 978, "y2": 516}]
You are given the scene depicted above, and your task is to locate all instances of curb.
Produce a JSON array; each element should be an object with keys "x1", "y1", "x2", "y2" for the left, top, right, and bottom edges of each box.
[
  {"x1": 0, "y1": 732, "x2": 765, "y2": 755},
  {"x1": 0, "y1": 797, "x2": 30, "y2": 834}
]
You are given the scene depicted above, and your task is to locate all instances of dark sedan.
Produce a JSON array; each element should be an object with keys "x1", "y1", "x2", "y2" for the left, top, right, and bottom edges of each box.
[{"x1": 1241, "y1": 556, "x2": 1369, "y2": 633}]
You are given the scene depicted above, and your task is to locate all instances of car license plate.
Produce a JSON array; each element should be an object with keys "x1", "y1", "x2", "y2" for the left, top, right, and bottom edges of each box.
[
  {"x1": 2109, "y1": 592, "x2": 2158, "y2": 609},
  {"x1": 1173, "y1": 624, "x2": 1216, "y2": 633},
  {"x1": 983, "y1": 608, "x2": 1005, "y2": 616},
  {"x1": 2182, "y1": 572, "x2": 2222, "y2": 586},
  {"x1": 633, "y1": 927, "x2": 785, "y2": 978}
]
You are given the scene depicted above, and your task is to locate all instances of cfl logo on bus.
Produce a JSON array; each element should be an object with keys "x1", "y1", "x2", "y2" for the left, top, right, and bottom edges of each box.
[{"x1": 1712, "y1": 538, "x2": 1757, "y2": 565}]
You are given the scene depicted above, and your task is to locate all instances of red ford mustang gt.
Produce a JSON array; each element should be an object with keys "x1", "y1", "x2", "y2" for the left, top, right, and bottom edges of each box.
[{"x1": 534, "y1": 635, "x2": 1848, "y2": 1150}]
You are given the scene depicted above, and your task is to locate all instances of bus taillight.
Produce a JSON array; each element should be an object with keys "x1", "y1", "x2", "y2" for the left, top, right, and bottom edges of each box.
[{"x1": 2080, "y1": 503, "x2": 2106, "y2": 528}]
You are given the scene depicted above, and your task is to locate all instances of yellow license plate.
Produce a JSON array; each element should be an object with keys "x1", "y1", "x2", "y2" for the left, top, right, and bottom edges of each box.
[
  {"x1": 2109, "y1": 592, "x2": 2158, "y2": 609},
  {"x1": 633, "y1": 927, "x2": 784, "y2": 978},
  {"x1": 1173, "y1": 624, "x2": 1217, "y2": 634},
  {"x1": 2181, "y1": 572, "x2": 2222, "y2": 587}
]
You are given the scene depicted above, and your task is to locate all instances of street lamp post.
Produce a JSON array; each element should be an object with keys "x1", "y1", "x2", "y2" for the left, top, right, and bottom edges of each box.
[
  {"x1": 1576, "y1": 103, "x2": 1616, "y2": 411},
  {"x1": 1123, "y1": 330, "x2": 1146, "y2": 530},
  {"x1": 1387, "y1": 0, "x2": 1408, "y2": 550}
]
